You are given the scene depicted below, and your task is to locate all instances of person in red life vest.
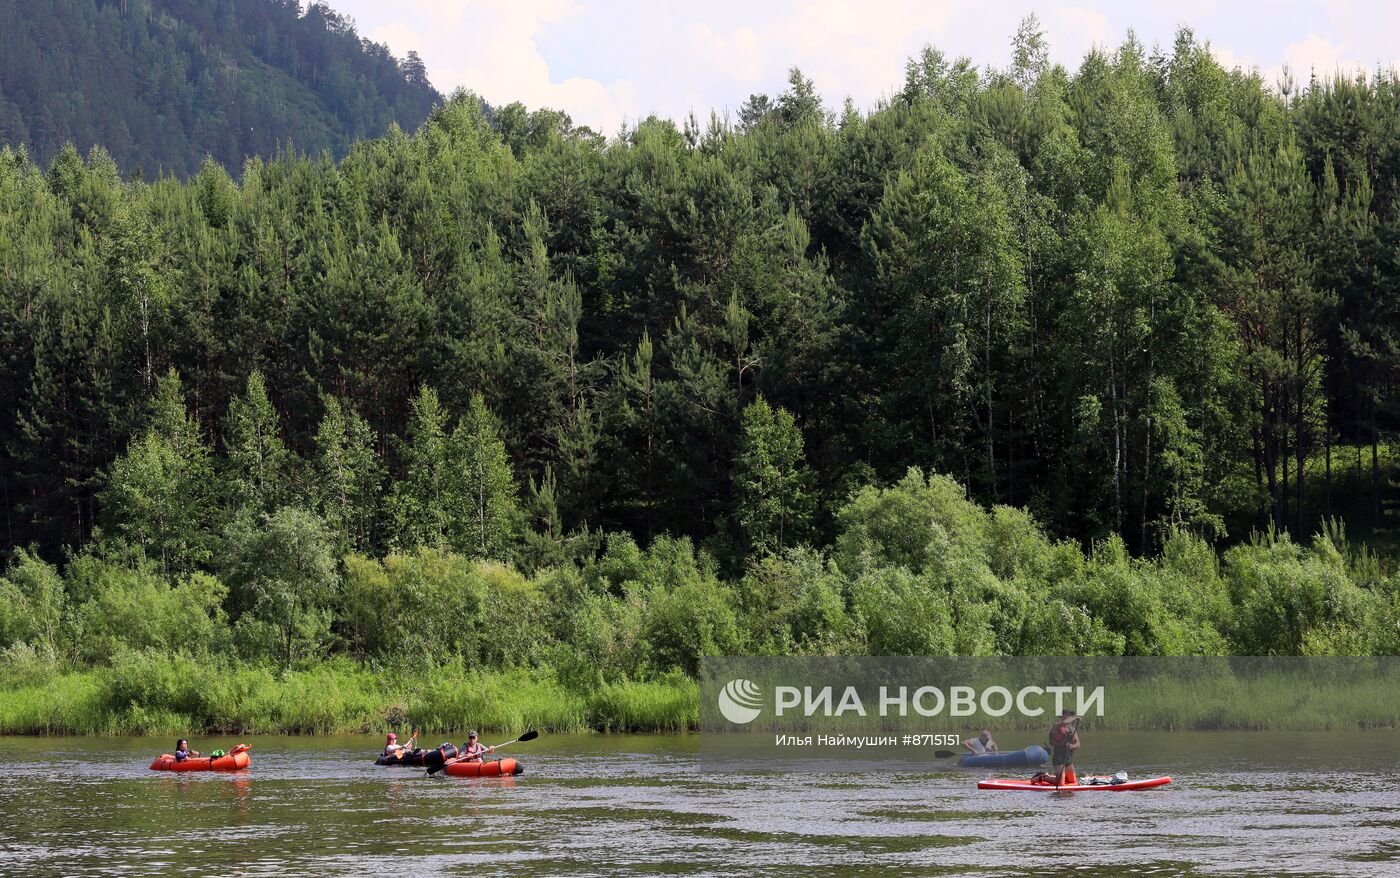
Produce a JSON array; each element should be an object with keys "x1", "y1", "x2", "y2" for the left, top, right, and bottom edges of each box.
[
  {"x1": 460, "y1": 731, "x2": 494, "y2": 762},
  {"x1": 1048, "y1": 710, "x2": 1081, "y2": 786}
]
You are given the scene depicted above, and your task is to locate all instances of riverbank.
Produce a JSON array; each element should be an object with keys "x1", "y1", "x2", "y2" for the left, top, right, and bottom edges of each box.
[{"x1": 0, "y1": 655, "x2": 699, "y2": 735}]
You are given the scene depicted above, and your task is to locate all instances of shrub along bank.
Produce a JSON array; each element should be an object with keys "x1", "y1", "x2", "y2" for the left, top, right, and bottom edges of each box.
[
  {"x1": 0, "y1": 655, "x2": 697, "y2": 736},
  {"x1": 2, "y1": 469, "x2": 1398, "y2": 735}
]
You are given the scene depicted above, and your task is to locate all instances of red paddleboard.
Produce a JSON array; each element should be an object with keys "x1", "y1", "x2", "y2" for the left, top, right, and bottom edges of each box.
[{"x1": 979, "y1": 775, "x2": 1171, "y2": 792}]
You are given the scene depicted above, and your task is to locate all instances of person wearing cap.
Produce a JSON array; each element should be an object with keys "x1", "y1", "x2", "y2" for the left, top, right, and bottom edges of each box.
[
  {"x1": 460, "y1": 731, "x2": 494, "y2": 762},
  {"x1": 382, "y1": 733, "x2": 403, "y2": 759},
  {"x1": 962, "y1": 730, "x2": 998, "y2": 755},
  {"x1": 1048, "y1": 709, "x2": 1081, "y2": 786}
]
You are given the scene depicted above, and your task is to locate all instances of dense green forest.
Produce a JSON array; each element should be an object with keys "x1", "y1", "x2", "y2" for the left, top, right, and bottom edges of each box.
[
  {"x1": 2, "y1": 20, "x2": 1400, "y2": 728},
  {"x1": 0, "y1": 0, "x2": 441, "y2": 177}
]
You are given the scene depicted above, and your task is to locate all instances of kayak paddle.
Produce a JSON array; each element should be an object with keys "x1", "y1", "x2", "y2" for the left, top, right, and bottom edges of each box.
[{"x1": 426, "y1": 730, "x2": 539, "y2": 776}]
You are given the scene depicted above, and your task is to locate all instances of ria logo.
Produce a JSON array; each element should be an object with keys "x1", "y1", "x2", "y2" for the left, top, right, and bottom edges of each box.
[{"x1": 718, "y1": 678, "x2": 763, "y2": 724}]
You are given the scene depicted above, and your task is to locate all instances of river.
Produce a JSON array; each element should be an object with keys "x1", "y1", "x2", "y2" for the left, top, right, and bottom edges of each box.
[{"x1": 0, "y1": 731, "x2": 1396, "y2": 876}]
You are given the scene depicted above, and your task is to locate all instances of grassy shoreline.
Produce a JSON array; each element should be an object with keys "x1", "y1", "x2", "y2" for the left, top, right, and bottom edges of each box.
[
  {"x1": 0, "y1": 659, "x2": 700, "y2": 736},
  {"x1": 6, "y1": 656, "x2": 1399, "y2": 736}
]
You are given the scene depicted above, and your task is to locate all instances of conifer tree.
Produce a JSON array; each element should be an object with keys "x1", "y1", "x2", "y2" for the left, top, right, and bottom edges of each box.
[{"x1": 733, "y1": 397, "x2": 814, "y2": 557}]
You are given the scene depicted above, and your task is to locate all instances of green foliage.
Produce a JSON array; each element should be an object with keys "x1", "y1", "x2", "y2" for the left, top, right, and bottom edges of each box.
[
  {"x1": 6, "y1": 20, "x2": 1400, "y2": 697},
  {"x1": 736, "y1": 548, "x2": 853, "y2": 654},
  {"x1": 219, "y1": 506, "x2": 340, "y2": 666},
  {"x1": 835, "y1": 469, "x2": 989, "y2": 574},
  {"x1": 733, "y1": 397, "x2": 815, "y2": 556},
  {"x1": 450, "y1": 394, "x2": 520, "y2": 559},
  {"x1": 390, "y1": 385, "x2": 454, "y2": 551},
  {"x1": 99, "y1": 371, "x2": 219, "y2": 575},
  {"x1": 0, "y1": 550, "x2": 65, "y2": 653},
  {"x1": 0, "y1": 0, "x2": 441, "y2": 178},
  {"x1": 314, "y1": 396, "x2": 382, "y2": 554},
  {"x1": 224, "y1": 370, "x2": 296, "y2": 513},
  {"x1": 66, "y1": 553, "x2": 228, "y2": 663},
  {"x1": 643, "y1": 576, "x2": 742, "y2": 675}
]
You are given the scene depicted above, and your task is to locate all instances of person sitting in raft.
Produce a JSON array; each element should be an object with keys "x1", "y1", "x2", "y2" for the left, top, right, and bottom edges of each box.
[
  {"x1": 460, "y1": 731, "x2": 494, "y2": 762},
  {"x1": 962, "y1": 730, "x2": 998, "y2": 755},
  {"x1": 383, "y1": 733, "x2": 403, "y2": 758},
  {"x1": 1048, "y1": 710, "x2": 1081, "y2": 786},
  {"x1": 174, "y1": 739, "x2": 200, "y2": 762}
]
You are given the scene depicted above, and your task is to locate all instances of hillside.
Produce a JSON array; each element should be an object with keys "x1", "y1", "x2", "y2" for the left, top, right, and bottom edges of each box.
[{"x1": 0, "y1": 0, "x2": 441, "y2": 177}]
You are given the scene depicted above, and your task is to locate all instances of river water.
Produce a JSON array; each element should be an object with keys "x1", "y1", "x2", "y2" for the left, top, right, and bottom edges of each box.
[{"x1": 0, "y1": 731, "x2": 1397, "y2": 877}]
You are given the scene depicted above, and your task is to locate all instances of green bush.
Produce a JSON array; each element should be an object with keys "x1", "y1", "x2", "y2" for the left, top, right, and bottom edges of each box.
[
  {"x1": 836, "y1": 469, "x2": 990, "y2": 574},
  {"x1": 850, "y1": 567, "x2": 957, "y2": 655},
  {"x1": 67, "y1": 555, "x2": 228, "y2": 663},
  {"x1": 0, "y1": 550, "x2": 65, "y2": 653},
  {"x1": 643, "y1": 578, "x2": 742, "y2": 675},
  {"x1": 736, "y1": 548, "x2": 853, "y2": 655}
]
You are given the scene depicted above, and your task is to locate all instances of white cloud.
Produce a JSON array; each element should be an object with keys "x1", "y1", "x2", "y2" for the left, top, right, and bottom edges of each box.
[
  {"x1": 366, "y1": 20, "x2": 423, "y2": 60},
  {"x1": 338, "y1": 0, "x2": 1400, "y2": 133},
  {"x1": 689, "y1": 24, "x2": 764, "y2": 84},
  {"x1": 1042, "y1": 5, "x2": 1114, "y2": 67},
  {"x1": 373, "y1": 0, "x2": 641, "y2": 134}
]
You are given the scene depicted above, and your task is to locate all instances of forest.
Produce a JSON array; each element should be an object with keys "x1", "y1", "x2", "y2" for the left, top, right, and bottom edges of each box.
[
  {"x1": 0, "y1": 0, "x2": 441, "y2": 177},
  {"x1": 2, "y1": 21, "x2": 1400, "y2": 732}
]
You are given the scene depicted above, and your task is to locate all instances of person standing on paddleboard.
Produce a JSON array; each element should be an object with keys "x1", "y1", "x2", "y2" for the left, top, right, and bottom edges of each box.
[{"x1": 1048, "y1": 710, "x2": 1080, "y2": 786}]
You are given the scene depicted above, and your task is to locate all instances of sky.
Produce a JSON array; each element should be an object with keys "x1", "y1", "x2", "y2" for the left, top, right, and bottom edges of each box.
[{"x1": 333, "y1": 0, "x2": 1400, "y2": 135}]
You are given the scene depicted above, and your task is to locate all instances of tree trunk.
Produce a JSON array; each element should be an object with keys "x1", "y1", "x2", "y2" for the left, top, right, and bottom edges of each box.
[
  {"x1": 1294, "y1": 315, "x2": 1306, "y2": 537},
  {"x1": 985, "y1": 300, "x2": 996, "y2": 502},
  {"x1": 1281, "y1": 387, "x2": 1289, "y2": 534},
  {"x1": 1324, "y1": 411, "x2": 1332, "y2": 519},
  {"x1": 1260, "y1": 425, "x2": 1271, "y2": 529},
  {"x1": 1262, "y1": 383, "x2": 1281, "y2": 531},
  {"x1": 1371, "y1": 404, "x2": 1381, "y2": 527},
  {"x1": 1109, "y1": 344, "x2": 1122, "y2": 535},
  {"x1": 1295, "y1": 377, "x2": 1305, "y2": 538}
]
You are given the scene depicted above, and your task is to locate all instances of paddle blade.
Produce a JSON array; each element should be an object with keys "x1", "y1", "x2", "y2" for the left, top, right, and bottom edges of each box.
[
  {"x1": 518, "y1": 730, "x2": 539, "y2": 743},
  {"x1": 934, "y1": 750, "x2": 956, "y2": 759}
]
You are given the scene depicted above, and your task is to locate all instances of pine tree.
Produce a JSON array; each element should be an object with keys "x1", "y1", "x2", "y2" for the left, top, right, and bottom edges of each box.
[
  {"x1": 314, "y1": 395, "x2": 382, "y2": 554},
  {"x1": 100, "y1": 370, "x2": 218, "y2": 574},
  {"x1": 734, "y1": 397, "x2": 814, "y2": 557},
  {"x1": 224, "y1": 370, "x2": 293, "y2": 514},
  {"x1": 448, "y1": 394, "x2": 519, "y2": 559},
  {"x1": 390, "y1": 385, "x2": 452, "y2": 550}
]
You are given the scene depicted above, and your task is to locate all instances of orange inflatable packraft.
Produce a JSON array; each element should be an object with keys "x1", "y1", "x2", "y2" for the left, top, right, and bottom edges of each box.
[
  {"x1": 443, "y1": 757, "x2": 523, "y2": 777},
  {"x1": 150, "y1": 743, "x2": 251, "y2": 772}
]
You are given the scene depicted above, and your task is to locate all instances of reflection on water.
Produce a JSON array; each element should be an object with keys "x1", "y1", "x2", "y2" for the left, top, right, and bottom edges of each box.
[{"x1": 0, "y1": 731, "x2": 1396, "y2": 877}]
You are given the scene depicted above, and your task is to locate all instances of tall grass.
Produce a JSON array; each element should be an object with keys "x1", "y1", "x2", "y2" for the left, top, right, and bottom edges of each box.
[{"x1": 0, "y1": 654, "x2": 699, "y2": 736}]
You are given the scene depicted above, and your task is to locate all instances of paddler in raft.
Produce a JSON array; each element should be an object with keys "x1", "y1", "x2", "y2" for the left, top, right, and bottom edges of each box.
[
  {"x1": 459, "y1": 731, "x2": 495, "y2": 762},
  {"x1": 962, "y1": 730, "x2": 998, "y2": 755},
  {"x1": 1048, "y1": 709, "x2": 1081, "y2": 786},
  {"x1": 174, "y1": 739, "x2": 201, "y2": 762}
]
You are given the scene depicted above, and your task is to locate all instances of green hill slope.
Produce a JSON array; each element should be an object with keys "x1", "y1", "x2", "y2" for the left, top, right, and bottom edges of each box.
[{"x1": 0, "y1": 0, "x2": 441, "y2": 177}]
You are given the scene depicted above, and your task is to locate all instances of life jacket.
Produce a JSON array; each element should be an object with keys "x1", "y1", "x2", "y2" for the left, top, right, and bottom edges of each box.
[
  {"x1": 1049, "y1": 722, "x2": 1073, "y2": 747},
  {"x1": 461, "y1": 743, "x2": 486, "y2": 761}
]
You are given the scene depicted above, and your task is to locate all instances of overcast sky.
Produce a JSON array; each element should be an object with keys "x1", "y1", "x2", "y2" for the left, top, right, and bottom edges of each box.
[{"x1": 333, "y1": 0, "x2": 1400, "y2": 135}]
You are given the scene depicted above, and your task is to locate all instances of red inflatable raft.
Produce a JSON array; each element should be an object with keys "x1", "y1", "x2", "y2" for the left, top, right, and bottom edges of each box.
[
  {"x1": 150, "y1": 744, "x2": 251, "y2": 772},
  {"x1": 979, "y1": 775, "x2": 1171, "y2": 792},
  {"x1": 442, "y1": 757, "x2": 523, "y2": 778}
]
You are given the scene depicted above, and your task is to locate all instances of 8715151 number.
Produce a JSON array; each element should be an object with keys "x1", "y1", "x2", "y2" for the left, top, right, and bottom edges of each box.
[{"x1": 902, "y1": 734, "x2": 960, "y2": 747}]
